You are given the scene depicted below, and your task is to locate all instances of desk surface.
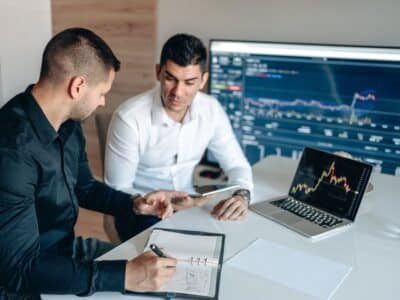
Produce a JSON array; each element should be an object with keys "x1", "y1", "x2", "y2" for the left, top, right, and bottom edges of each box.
[{"x1": 44, "y1": 156, "x2": 400, "y2": 300}]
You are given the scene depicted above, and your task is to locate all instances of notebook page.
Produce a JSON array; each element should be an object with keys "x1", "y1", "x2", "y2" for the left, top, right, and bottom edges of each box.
[
  {"x1": 160, "y1": 263, "x2": 215, "y2": 296},
  {"x1": 146, "y1": 229, "x2": 219, "y2": 260},
  {"x1": 144, "y1": 229, "x2": 220, "y2": 296}
]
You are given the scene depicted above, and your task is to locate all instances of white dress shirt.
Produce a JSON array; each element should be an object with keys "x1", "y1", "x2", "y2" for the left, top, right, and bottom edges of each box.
[{"x1": 104, "y1": 85, "x2": 253, "y2": 197}]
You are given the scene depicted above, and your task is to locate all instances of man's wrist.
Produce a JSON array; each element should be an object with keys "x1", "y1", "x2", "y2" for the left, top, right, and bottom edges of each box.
[
  {"x1": 232, "y1": 189, "x2": 251, "y2": 204},
  {"x1": 131, "y1": 194, "x2": 142, "y2": 215}
]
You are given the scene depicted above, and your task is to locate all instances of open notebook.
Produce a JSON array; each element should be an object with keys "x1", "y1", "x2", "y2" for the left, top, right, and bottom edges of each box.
[{"x1": 127, "y1": 228, "x2": 225, "y2": 299}]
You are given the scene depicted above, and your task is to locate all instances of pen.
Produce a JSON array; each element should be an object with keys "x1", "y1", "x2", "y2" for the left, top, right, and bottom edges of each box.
[{"x1": 150, "y1": 243, "x2": 167, "y2": 258}]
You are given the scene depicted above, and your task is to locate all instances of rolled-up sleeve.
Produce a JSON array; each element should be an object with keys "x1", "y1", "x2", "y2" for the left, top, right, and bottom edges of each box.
[{"x1": 0, "y1": 149, "x2": 126, "y2": 295}]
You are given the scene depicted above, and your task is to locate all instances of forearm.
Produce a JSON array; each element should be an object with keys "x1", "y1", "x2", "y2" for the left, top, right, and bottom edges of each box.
[
  {"x1": 76, "y1": 179, "x2": 134, "y2": 218},
  {"x1": 2, "y1": 251, "x2": 126, "y2": 295}
]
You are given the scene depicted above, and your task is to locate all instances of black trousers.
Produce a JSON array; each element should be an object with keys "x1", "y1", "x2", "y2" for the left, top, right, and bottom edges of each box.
[{"x1": 0, "y1": 237, "x2": 114, "y2": 299}]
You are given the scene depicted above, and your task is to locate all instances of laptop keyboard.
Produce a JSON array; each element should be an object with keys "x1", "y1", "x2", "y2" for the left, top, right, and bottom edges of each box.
[{"x1": 271, "y1": 197, "x2": 343, "y2": 228}]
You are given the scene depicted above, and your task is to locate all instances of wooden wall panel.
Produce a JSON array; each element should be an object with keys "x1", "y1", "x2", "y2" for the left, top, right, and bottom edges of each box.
[{"x1": 51, "y1": 0, "x2": 157, "y2": 178}]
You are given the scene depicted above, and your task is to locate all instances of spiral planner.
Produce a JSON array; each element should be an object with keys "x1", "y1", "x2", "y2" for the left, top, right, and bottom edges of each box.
[{"x1": 126, "y1": 228, "x2": 225, "y2": 299}]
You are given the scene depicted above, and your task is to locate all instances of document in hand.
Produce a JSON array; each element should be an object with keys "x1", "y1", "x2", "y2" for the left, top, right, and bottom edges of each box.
[{"x1": 136, "y1": 228, "x2": 225, "y2": 299}]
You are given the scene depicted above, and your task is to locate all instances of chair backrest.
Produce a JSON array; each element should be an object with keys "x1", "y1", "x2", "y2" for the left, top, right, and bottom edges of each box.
[{"x1": 94, "y1": 112, "x2": 112, "y2": 170}]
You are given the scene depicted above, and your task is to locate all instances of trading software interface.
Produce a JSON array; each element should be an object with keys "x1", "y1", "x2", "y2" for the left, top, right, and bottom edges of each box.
[
  {"x1": 208, "y1": 41, "x2": 400, "y2": 176},
  {"x1": 289, "y1": 148, "x2": 372, "y2": 219}
]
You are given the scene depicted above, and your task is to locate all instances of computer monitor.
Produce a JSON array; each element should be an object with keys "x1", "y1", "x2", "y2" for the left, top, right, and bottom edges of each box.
[{"x1": 207, "y1": 40, "x2": 400, "y2": 176}]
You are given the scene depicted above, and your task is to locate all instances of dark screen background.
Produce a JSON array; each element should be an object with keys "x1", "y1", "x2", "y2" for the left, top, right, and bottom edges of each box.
[{"x1": 208, "y1": 43, "x2": 400, "y2": 176}]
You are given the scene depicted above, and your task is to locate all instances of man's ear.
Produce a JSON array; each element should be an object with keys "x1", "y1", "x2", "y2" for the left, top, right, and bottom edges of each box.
[
  {"x1": 155, "y1": 64, "x2": 161, "y2": 81},
  {"x1": 68, "y1": 76, "x2": 87, "y2": 100},
  {"x1": 199, "y1": 72, "x2": 209, "y2": 90}
]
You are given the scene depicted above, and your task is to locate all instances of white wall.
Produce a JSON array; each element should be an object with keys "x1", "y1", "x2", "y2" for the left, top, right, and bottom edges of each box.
[
  {"x1": 157, "y1": 0, "x2": 400, "y2": 59},
  {"x1": 0, "y1": 0, "x2": 52, "y2": 105}
]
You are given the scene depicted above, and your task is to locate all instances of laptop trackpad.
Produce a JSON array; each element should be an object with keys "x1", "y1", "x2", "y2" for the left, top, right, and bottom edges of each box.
[{"x1": 270, "y1": 211, "x2": 303, "y2": 225}]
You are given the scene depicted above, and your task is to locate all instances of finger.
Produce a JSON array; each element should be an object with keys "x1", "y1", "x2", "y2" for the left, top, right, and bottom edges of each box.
[
  {"x1": 171, "y1": 195, "x2": 191, "y2": 205},
  {"x1": 139, "y1": 201, "x2": 159, "y2": 215},
  {"x1": 157, "y1": 267, "x2": 176, "y2": 283},
  {"x1": 160, "y1": 203, "x2": 174, "y2": 219},
  {"x1": 146, "y1": 191, "x2": 168, "y2": 204},
  {"x1": 236, "y1": 208, "x2": 247, "y2": 220},
  {"x1": 139, "y1": 198, "x2": 165, "y2": 216},
  {"x1": 228, "y1": 205, "x2": 246, "y2": 220},
  {"x1": 159, "y1": 257, "x2": 177, "y2": 268},
  {"x1": 163, "y1": 190, "x2": 188, "y2": 199},
  {"x1": 219, "y1": 200, "x2": 241, "y2": 220},
  {"x1": 149, "y1": 196, "x2": 171, "y2": 212},
  {"x1": 195, "y1": 195, "x2": 213, "y2": 207},
  {"x1": 217, "y1": 196, "x2": 248, "y2": 220},
  {"x1": 142, "y1": 249, "x2": 154, "y2": 255},
  {"x1": 230, "y1": 200, "x2": 248, "y2": 220},
  {"x1": 213, "y1": 197, "x2": 237, "y2": 218},
  {"x1": 143, "y1": 196, "x2": 156, "y2": 205},
  {"x1": 211, "y1": 200, "x2": 225, "y2": 215},
  {"x1": 211, "y1": 204, "x2": 227, "y2": 219},
  {"x1": 157, "y1": 201, "x2": 173, "y2": 218},
  {"x1": 159, "y1": 266, "x2": 176, "y2": 278},
  {"x1": 173, "y1": 191, "x2": 189, "y2": 198}
]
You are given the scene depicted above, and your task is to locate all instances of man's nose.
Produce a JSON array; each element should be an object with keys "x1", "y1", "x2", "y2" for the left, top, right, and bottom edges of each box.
[{"x1": 172, "y1": 82, "x2": 184, "y2": 98}]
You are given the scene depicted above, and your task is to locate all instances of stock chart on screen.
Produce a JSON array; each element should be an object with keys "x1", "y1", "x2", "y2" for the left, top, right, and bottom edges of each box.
[
  {"x1": 288, "y1": 147, "x2": 372, "y2": 218},
  {"x1": 208, "y1": 41, "x2": 400, "y2": 176}
]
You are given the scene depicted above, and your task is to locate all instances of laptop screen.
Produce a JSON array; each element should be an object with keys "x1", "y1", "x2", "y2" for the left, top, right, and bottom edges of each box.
[{"x1": 288, "y1": 147, "x2": 373, "y2": 220}]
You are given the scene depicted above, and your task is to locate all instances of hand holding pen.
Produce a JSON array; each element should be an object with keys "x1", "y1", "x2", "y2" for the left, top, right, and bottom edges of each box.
[{"x1": 124, "y1": 244, "x2": 176, "y2": 292}]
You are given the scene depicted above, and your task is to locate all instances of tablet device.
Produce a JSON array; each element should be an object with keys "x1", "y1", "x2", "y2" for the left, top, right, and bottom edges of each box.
[{"x1": 193, "y1": 184, "x2": 240, "y2": 197}]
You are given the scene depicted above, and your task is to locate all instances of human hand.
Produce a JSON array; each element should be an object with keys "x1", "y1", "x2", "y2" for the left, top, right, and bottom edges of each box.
[
  {"x1": 210, "y1": 195, "x2": 248, "y2": 221},
  {"x1": 171, "y1": 194, "x2": 212, "y2": 211},
  {"x1": 133, "y1": 191, "x2": 188, "y2": 219},
  {"x1": 124, "y1": 251, "x2": 177, "y2": 292}
]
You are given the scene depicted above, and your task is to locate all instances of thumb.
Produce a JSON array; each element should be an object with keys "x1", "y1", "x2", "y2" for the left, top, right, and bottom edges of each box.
[{"x1": 142, "y1": 196, "x2": 156, "y2": 206}]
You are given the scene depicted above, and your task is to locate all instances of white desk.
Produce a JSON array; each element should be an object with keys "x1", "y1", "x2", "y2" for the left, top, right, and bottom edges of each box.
[{"x1": 44, "y1": 156, "x2": 400, "y2": 300}]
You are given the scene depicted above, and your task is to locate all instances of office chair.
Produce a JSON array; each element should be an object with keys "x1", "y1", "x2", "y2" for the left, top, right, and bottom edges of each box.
[{"x1": 94, "y1": 112, "x2": 122, "y2": 245}]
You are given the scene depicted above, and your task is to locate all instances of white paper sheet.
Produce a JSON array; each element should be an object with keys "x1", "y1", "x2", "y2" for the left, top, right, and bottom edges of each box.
[{"x1": 227, "y1": 239, "x2": 352, "y2": 300}]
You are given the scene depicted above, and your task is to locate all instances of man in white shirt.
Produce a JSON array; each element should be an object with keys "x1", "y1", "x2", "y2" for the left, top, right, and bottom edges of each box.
[{"x1": 105, "y1": 34, "x2": 253, "y2": 241}]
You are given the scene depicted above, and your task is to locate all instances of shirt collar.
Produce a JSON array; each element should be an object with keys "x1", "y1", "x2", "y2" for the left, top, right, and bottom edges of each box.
[
  {"x1": 151, "y1": 84, "x2": 200, "y2": 127},
  {"x1": 22, "y1": 85, "x2": 76, "y2": 145},
  {"x1": 151, "y1": 86, "x2": 174, "y2": 127}
]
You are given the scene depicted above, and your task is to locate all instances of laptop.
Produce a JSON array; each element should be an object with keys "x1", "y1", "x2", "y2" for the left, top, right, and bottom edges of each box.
[{"x1": 250, "y1": 147, "x2": 373, "y2": 240}]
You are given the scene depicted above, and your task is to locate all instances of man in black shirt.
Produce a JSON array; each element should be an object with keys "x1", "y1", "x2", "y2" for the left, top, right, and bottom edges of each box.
[{"x1": 0, "y1": 28, "x2": 184, "y2": 299}]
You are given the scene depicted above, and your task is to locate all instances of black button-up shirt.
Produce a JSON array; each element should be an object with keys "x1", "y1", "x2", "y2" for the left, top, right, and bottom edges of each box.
[{"x1": 0, "y1": 86, "x2": 135, "y2": 295}]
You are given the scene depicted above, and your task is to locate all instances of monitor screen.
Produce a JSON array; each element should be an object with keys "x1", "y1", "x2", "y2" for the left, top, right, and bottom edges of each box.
[
  {"x1": 208, "y1": 40, "x2": 400, "y2": 176},
  {"x1": 288, "y1": 147, "x2": 372, "y2": 220}
]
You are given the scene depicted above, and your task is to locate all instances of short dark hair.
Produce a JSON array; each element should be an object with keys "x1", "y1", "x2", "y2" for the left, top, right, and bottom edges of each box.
[
  {"x1": 39, "y1": 27, "x2": 120, "y2": 84},
  {"x1": 160, "y1": 33, "x2": 207, "y2": 72}
]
